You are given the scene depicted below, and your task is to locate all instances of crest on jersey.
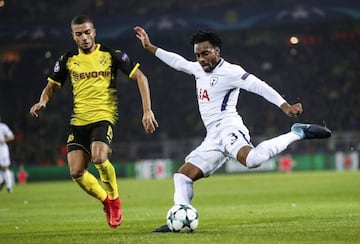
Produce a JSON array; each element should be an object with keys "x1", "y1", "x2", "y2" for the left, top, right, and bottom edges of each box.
[
  {"x1": 210, "y1": 76, "x2": 218, "y2": 87},
  {"x1": 100, "y1": 55, "x2": 107, "y2": 65}
]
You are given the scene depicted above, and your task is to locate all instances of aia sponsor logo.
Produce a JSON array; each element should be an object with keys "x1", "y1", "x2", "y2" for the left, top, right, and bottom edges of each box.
[{"x1": 197, "y1": 88, "x2": 210, "y2": 101}]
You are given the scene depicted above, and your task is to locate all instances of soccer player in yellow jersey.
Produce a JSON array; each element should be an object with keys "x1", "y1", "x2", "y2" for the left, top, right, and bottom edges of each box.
[{"x1": 30, "y1": 15, "x2": 158, "y2": 229}]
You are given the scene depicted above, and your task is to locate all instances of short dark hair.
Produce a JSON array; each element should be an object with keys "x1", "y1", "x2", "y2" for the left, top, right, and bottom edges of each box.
[
  {"x1": 191, "y1": 31, "x2": 222, "y2": 48},
  {"x1": 71, "y1": 15, "x2": 93, "y2": 26}
]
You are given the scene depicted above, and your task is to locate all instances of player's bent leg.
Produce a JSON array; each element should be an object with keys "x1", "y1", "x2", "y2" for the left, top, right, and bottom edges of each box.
[
  {"x1": 68, "y1": 150, "x2": 113, "y2": 226},
  {"x1": 73, "y1": 171, "x2": 114, "y2": 227},
  {"x1": 244, "y1": 123, "x2": 331, "y2": 169},
  {"x1": 74, "y1": 171, "x2": 121, "y2": 228},
  {"x1": 243, "y1": 132, "x2": 300, "y2": 168}
]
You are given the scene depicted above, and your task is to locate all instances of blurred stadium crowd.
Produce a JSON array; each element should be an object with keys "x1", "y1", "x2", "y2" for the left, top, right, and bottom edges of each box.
[
  {"x1": 0, "y1": 0, "x2": 275, "y2": 20},
  {"x1": 0, "y1": 0, "x2": 359, "y2": 165}
]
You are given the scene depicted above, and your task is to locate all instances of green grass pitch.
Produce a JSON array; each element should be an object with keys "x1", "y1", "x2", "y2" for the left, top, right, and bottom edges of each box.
[{"x1": 0, "y1": 171, "x2": 359, "y2": 244}]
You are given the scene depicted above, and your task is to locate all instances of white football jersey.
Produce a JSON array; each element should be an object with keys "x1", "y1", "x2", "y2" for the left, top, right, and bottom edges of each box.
[{"x1": 155, "y1": 48, "x2": 286, "y2": 129}]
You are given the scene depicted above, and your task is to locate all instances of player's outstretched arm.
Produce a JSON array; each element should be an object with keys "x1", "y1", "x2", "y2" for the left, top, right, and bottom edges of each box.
[
  {"x1": 280, "y1": 102, "x2": 303, "y2": 117},
  {"x1": 134, "y1": 26, "x2": 158, "y2": 54},
  {"x1": 29, "y1": 82, "x2": 59, "y2": 117},
  {"x1": 131, "y1": 69, "x2": 159, "y2": 133}
]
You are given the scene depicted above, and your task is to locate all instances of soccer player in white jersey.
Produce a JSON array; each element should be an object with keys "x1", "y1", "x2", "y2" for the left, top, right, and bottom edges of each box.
[
  {"x1": 0, "y1": 115, "x2": 15, "y2": 193},
  {"x1": 134, "y1": 26, "x2": 331, "y2": 232}
]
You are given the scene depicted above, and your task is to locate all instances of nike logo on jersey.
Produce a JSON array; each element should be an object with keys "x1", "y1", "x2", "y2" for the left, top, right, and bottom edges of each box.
[{"x1": 241, "y1": 72, "x2": 250, "y2": 80}]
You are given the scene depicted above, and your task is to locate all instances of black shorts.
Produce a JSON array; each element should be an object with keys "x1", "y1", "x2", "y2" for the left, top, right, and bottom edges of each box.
[{"x1": 66, "y1": 120, "x2": 114, "y2": 155}]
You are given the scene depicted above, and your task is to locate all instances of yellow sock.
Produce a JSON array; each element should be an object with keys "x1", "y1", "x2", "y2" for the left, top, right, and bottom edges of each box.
[
  {"x1": 95, "y1": 159, "x2": 119, "y2": 200},
  {"x1": 73, "y1": 170, "x2": 107, "y2": 202}
]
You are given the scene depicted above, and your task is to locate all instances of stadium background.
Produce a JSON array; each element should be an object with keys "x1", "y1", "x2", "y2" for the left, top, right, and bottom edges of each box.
[{"x1": 0, "y1": 0, "x2": 359, "y2": 180}]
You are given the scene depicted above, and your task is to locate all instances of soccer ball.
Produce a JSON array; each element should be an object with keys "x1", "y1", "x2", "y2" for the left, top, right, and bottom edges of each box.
[{"x1": 166, "y1": 204, "x2": 199, "y2": 232}]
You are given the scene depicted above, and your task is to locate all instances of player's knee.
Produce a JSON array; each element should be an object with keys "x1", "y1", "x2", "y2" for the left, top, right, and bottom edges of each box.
[
  {"x1": 70, "y1": 169, "x2": 85, "y2": 179},
  {"x1": 236, "y1": 146, "x2": 252, "y2": 167},
  {"x1": 178, "y1": 163, "x2": 203, "y2": 181},
  {"x1": 246, "y1": 161, "x2": 261, "y2": 169},
  {"x1": 91, "y1": 154, "x2": 107, "y2": 164}
]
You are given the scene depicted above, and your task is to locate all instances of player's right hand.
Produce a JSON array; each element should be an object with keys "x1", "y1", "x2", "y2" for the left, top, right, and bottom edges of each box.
[
  {"x1": 134, "y1": 26, "x2": 149, "y2": 47},
  {"x1": 134, "y1": 26, "x2": 157, "y2": 54}
]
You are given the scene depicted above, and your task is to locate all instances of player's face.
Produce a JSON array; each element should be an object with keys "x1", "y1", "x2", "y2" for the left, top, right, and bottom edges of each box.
[
  {"x1": 194, "y1": 41, "x2": 220, "y2": 72},
  {"x1": 71, "y1": 22, "x2": 96, "y2": 54}
]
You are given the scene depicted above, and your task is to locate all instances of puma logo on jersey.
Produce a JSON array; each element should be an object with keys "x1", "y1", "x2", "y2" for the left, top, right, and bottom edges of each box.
[
  {"x1": 67, "y1": 134, "x2": 74, "y2": 143},
  {"x1": 197, "y1": 88, "x2": 210, "y2": 101}
]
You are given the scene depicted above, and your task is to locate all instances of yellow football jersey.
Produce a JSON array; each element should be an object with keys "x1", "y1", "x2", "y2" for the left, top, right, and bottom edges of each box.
[{"x1": 48, "y1": 44, "x2": 139, "y2": 126}]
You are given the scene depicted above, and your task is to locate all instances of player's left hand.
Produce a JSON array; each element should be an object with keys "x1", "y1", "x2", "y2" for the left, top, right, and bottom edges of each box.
[
  {"x1": 29, "y1": 102, "x2": 47, "y2": 117},
  {"x1": 142, "y1": 110, "x2": 159, "y2": 133},
  {"x1": 281, "y1": 102, "x2": 303, "y2": 117}
]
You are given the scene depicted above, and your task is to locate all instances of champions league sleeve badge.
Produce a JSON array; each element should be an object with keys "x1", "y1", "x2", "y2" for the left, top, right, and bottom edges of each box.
[{"x1": 54, "y1": 61, "x2": 60, "y2": 73}]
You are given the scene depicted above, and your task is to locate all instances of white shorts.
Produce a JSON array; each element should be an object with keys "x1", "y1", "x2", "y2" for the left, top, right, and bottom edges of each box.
[
  {"x1": 185, "y1": 116, "x2": 253, "y2": 176},
  {"x1": 0, "y1": 147, "x2": 11, "y2": 167},
  {"x1": 0, "y1": 156, "x2": 10, "y2": 167}
]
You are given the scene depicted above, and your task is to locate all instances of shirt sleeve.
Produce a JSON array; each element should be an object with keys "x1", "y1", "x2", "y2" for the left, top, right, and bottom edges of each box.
[
  {"x1": 3, "y1": 124, "x2": 13, "y2": 138},
  {"x1": 237, "y1": 72, "x2": 287, "y2": 108},
  {"x1": 155, "y1": 48, "x2": 195, "y2": 75},
  {"x1": 48, "y1": 53, "x2": 69, "y2": 87},
  {"x1": 113, "y1": 50, "x2": 139, "y2": 78}
]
